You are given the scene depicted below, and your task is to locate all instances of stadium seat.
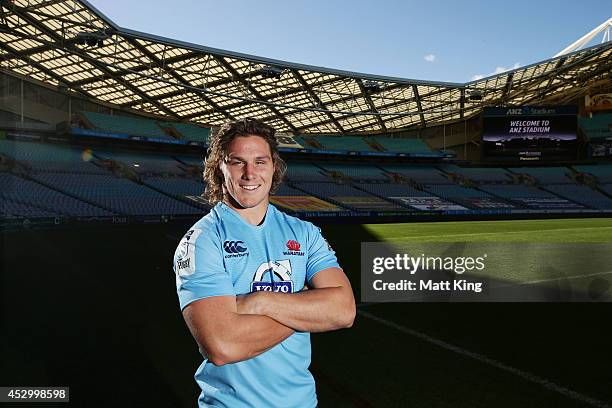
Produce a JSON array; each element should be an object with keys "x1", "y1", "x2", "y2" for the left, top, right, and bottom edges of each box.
[
  {"x1": 0, "y1": 173, "x2": 115, "y2": 217},
  {"x1": 578, "y1": 114, "x2": 612, "y2": 139},
  {"x1": 479, "y1": 185, "x2": 585, "y2": 210},
  {"x1": 168, "y1": 122, "x2": 211, "y2": 143},
  {"x1": 94, "y1": 150, "x2": 185, "y2": 176},
  {"x1": 318, "y1": 163, "x2": 389, "y2": 181},
  {"x1": 0, "y1": 140, "x2": 105, "y2": 174},
  {"x1": 573, "y1": 165, "x2": 612, "y2": 184},
  {"x1": 31, "y1": 173, "x2": 202, "y2": 216},
  {"x1": 543, "y1": 184, "x2": 612, "y2": 210},
  {"x1": 439, "y1": 165, "x2": 512, "y2": 183},
  {"x1": 81, "y1": 111, "x2": 176, "y2": 140},
  {"x1": 509, "y1": 167, "x2": 572, "y2": 184},
  {"x1": 371, "y1": 137, "x2": 432, "y2": 153},
  {"x1": 382, "y1": 165, "x2": 452, "y2": 184},
  {"x1": 295, "y1": 182, "x2": 407, "y2": 211}
]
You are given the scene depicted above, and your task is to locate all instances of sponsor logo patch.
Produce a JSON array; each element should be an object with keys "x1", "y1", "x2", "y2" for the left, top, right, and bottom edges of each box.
[
  {"x1": 251, "y1": 260, "x2": 293, "y2": 293},
  {"x1": 224, "y1": 240, "x2": 248, "y2": 258},
  {"x1": 175, "y1": 228, "x2": 203, "y2": 276}
]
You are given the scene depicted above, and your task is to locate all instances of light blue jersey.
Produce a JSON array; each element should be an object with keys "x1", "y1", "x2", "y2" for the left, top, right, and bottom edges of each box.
[{"x1": 174, "y1": 202, "x2": 340, "y2": 408}]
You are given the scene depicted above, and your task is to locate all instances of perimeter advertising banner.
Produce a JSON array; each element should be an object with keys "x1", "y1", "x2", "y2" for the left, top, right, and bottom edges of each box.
[{"x1": 482, "y1": 106, "x2": 578, "y2": 161}]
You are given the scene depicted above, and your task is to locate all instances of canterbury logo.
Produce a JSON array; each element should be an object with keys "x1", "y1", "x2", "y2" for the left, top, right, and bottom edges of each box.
[{"x1": 224, "y1": 240, "x2": 247, "y2": 253}]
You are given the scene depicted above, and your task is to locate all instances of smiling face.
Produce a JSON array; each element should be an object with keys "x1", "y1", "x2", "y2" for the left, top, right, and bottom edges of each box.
[{"x1": 220, "y1": 135, "x2": 275, "y2": 213}]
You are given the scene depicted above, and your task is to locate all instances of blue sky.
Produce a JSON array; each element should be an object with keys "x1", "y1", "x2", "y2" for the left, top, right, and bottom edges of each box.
[{"x1": 88, "y1": 0, "x2": 611, "y2": 83}]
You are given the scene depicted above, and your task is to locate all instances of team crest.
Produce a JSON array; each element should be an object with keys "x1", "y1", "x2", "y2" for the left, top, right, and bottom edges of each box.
[{"x1": 283, "y1": 240, "x2": 304, "y2": 256}]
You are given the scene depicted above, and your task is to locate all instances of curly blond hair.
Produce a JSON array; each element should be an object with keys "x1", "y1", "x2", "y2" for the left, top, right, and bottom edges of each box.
[{"x1": 203, "y1": 118, "x2": 287, "y2": 205}]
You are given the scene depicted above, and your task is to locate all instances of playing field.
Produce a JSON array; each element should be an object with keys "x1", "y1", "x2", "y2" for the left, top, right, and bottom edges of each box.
[
  {"x1": 314, "y1": 217, "x2": 612, "y2": 407},
  {"x1": 362, "y1": 218, "x2": 612, "y2": 243}
]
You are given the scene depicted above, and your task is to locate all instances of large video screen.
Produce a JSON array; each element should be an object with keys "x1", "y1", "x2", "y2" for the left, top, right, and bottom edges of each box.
[{"x1": 482, "y1": 106, "x2": 578, "y2": 161}]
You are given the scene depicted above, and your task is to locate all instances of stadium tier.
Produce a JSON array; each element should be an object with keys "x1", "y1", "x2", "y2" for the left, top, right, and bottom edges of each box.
[
  {"x1": 292, "y1": 136, "x2": 320, "y2": 149},
  {"x1": 0, "y1": 139, "x2": 105, "y2": 174},
  {"x1": 76, "y1": 112, "x2": 212, "y2": 144},
  {"x1": 599, "y1": 184, "x2": 612, "y2": 196},
  {"x1": 573, "y1": 164, "x2": 612, "y2": 183},
  {"x1": 356, "y1": 183, "x2": 431, "y2": 197},
  {"x1": 93, "y1": 150, "x2": 186, "y2": 176},
  {"x1": 579, "y1": 113, "x2": 612, "y2": 139},
  {"x1": 292, "y1": 134, "x2": 436, "y2": 155},
  {"x1": 371, "y1": 137, "x2": 432, "y2": 153},
  {"x1": 301, "y1": 135, "x2": 377, "y2": 152},
  {"x1": 353, "y1": 183, "x2": 474, "y2": 211},
  {"x1": 292, "y1": 182, "x2": 408, "y2": 211},
  {"x1": 175, "y1": 155, "x2": 205, "y2": 167},
  {"x1": 165, "y1": 122, "x2": 211, "y2": 143},
  {"x1": 31, "y1": 173, "x2": 202, "y2": 216},
  {"x1": 0, "y1": 197, "x2": 59, "y2": 219},
  {"x1": 478, "y1": 185, "x2": 585, "y2": 210},
  {"x1": 508, "y1": 167, "x2": 573, "y2": 184},
  {"x1": 381, "y1": 165, "x2": 453, "y2": 184},
  {"x1": 271, "y1": 184, "x2": 345, "y2": 212},
  {"x1": 142, "y1": 176, "x2": 209, "y2": 210},
  {"x1": 2, "y1": 139, "x2": 612, "y2": 222},
  {"x1": 81, "y1": 111, "x2": 175, "y2": 140},
  {"x1": 66, "y1": 103, "x2": 611, "y2": 162},
  {"x1": 424, "y1": 184, "x2": 492, "y2": 198},
  {"x1": 439, "y1": 165, "x2": 512, "y2": 183},
  {"x1": 0, "y1": 173, "x2": 114, "y2": 217},
  {"x1": 543, "y1": 184, "x2": 612, "y2": 209},
  {"x1": 143, "y1": 177, "x2": 206, "y2": 198},
  {"x1": 317, "y1": 163, "x2": 389, "y2": 181},
  {"x1": 285, "y1": 163, "x2": 331, "y2": 182},
  {"x1": 423, "y1": 185, "x2": 516, "y2": 210},
  {"x1": 71, "y1": 111, "x2": 444, "y2": 156}
]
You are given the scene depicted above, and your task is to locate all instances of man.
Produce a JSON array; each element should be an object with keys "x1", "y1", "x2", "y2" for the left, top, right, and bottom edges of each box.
[{"x1": 173, "y1": 118, "x2": 355, "y2": 407}]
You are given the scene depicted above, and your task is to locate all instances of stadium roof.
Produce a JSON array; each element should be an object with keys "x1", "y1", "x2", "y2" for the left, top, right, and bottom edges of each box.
[{"x1": 1, "y1": 0, "x2": 611, "y2": 134}]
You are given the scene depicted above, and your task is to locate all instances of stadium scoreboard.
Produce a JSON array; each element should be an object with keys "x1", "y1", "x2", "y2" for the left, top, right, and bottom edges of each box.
[{"x1": 482, "y1": 106, "x2": 578, "y2": 161}]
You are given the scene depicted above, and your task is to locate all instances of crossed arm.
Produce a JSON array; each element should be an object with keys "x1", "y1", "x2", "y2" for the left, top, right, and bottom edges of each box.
[{"x1": 182, "y1": 267, "x2": 355, "y2": 366}]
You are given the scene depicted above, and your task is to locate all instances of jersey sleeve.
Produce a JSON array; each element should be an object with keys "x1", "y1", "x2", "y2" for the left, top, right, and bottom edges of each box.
[
  {"x1": 305, "y1": 223, "x2": 341, "y2": 282},
  {"x1": 173, "y1": 226, "x2": 235, "y2": 310}
]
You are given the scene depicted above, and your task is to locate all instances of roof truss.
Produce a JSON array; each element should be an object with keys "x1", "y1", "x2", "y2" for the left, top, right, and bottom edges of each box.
[{"x1": 1, "y1": 0, "x2": 610, "y2": 134}]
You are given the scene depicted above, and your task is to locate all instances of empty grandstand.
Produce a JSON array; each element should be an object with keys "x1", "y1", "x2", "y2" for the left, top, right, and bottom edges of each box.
[{"x1": 3, "y1": 137, "x2": 612, "y2": 221}]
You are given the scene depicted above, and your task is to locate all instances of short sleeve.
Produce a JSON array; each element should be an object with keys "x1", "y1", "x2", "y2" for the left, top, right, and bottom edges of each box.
[
  {"x1": 173, "y1": 226, "x2": 235, "y2": 310},
  {"x1": 305, "y1": 223, "x2": 341, "y2": 282}
]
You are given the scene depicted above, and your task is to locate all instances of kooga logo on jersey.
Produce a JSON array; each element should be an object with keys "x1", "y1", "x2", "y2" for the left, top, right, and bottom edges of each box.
[{"x1": 224, "y1": 240, "x2": 249, "y2": 258}]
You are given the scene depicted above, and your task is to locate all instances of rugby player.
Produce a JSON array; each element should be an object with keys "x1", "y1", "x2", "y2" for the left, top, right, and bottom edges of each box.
[{"x1": 173, "y1": 118, "x2": 355, "y2": 407}]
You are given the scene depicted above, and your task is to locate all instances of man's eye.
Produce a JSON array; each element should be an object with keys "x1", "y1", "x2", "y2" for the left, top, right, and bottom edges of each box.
[{"x1": 256, "y1": 161, "x2": 266, "y2": 165}]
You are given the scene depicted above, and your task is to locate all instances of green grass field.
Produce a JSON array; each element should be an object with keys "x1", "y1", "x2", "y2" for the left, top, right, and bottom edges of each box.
[
  {"x1": 363, "y1": 218, "x2": 612, "y2": 243},
  {"x1": 312, "y1": 218, "x2": 612, "y2": 408}
]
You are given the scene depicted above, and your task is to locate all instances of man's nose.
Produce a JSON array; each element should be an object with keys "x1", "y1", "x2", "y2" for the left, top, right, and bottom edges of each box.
[{"x1": 242, "y1": 162, "x2": 255, "y2": 179}]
